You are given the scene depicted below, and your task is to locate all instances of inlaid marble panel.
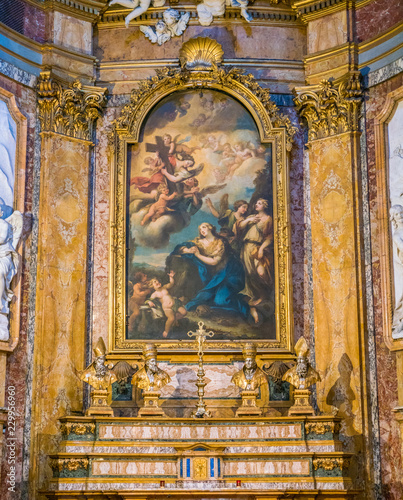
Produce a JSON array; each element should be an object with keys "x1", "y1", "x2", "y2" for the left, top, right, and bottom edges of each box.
[
  {"x1": 92, "y1": 460, "x2": 176, "y2": 476},
  {"x1": 98, "y1": 423, "x2": 302, "y2": 440},
  {"x1": 224, "y1": 459, "x2": 310, "y2": 476}
]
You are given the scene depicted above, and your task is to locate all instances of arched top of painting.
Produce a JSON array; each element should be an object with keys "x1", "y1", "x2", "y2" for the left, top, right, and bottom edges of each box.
[
  {"x1": 114, "y1": 66, "x2": 297, "y2": 150},
  {"x1": 138, "y1": 88, "x2": 260, "y2": 145}
]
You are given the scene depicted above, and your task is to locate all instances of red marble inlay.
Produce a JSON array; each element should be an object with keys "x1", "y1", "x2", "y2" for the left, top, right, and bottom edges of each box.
[{"x1": 356, "y1": 0, "x2": 403, "y2": 43}]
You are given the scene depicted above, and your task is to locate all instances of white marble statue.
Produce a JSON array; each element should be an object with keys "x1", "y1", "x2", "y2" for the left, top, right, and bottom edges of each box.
[
  {"x1": 109, "y1": 0, "x2": 166, "y2": 28},
  {"x1": 140, "y1": 9, "x2": 189, "y2": 45},
  {"x1": 390, "y1": 205, "x2": 403, "y2": 339},
  {"x1": 0, "y1": 200, "x2": 22, "y2": 341},
  {"x1": 197, "y1": 0, "x2": 251, "y2": 27}
]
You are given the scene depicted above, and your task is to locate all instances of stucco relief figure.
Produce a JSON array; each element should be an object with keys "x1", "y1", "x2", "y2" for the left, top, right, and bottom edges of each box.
[
  {"x1": 108, "y1": 0, "x2": 166, "y2": 28},
  {"x1": 283, "y1": 337, "x2": 320, "y2": 390},
  {"x1": 0, "y1": 200, "x2": 22, "y2": 341},
  {"x1": 390, "y1": 205, "x2": 403, "y2": 339},
  {"x1": 80, "y1": 338, "x2": 117, "y2": 390},
  {"x1": 131, "y1": 344, "x2": 171, "y2": 391},
  {"x1": 197, "y1": 0, "x2": 251, "y2": 27},
  {"x1": 231, "y1": 343, "x2": 268, "y2": 391},
  {"x1": 141, "y1": 9, "x2": 190, "y2": 46}
]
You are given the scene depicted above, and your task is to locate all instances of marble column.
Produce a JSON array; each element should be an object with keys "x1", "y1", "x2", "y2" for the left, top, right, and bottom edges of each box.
[
  {"x1": 29, "y1": 72, "x2": 106, "y2": 496},
  {"x1": 295, "y1": 74, "x2": 372, "y2": 493}
]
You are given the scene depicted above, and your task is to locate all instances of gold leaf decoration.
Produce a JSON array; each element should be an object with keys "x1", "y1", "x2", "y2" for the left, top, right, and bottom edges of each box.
[
  {"x1": 179, "y1": 37, "x2": 224, "y2": 71},
  {"x1": 294, "y1": 72, "x2": 362, "y2": 142},
  {"x1": 313, "y1": 457, "x2": 350, "y2": 471},
  {"x1": 37, "y1": 71, "x2": 107, "y2": 142}
]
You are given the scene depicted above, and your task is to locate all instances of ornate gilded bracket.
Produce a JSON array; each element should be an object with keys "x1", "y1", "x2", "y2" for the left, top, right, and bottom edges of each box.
[
  {"x1": 294, "y1": 72, "x2": 363, "y2": 142},
  {"x1": 37, "y1": 71, "x2": 107, "y2": 142}
]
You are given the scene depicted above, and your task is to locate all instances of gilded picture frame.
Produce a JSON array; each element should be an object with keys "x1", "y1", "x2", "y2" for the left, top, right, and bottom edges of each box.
[{"x1": 109, "y1": 39, "x2": 296, "y2": 354}]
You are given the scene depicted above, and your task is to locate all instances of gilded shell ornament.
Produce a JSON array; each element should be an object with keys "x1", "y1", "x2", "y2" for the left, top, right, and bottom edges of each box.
[{"x1": 179, "y1": 37, "x2": 224, "y2": 70}]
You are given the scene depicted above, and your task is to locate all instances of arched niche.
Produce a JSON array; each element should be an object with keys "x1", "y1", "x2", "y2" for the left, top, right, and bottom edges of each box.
[{"x1": 109, "y1": 39, "x2": 296, "y2": 356}]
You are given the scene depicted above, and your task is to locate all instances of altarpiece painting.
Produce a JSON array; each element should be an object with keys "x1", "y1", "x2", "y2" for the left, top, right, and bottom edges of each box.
[
  {"x1": 110, "y1": 64, "x2": 294, "y2": 353},
  {"x1": 126, "y1": 89, "x2": 275, "y2": 342}
]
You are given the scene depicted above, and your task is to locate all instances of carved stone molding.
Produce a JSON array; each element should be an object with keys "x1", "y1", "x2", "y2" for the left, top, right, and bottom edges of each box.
[
  {"x1": 294, "y1": 72, "x2": 363, "y2": 142},
  {"x1": 37, "y1": 71, "x2": 107, "y2": 142}
]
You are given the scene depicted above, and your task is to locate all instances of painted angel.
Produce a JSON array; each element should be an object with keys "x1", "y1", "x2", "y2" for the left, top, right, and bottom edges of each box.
[
  {"x1": 0, "y1": 201, "x2": 23, "y2": 341},
  {"x1": 108, "y1": 0, "x2": 166, "y2": 28},
  {"x1": 205, "y1": 194, "x2": 248, "y2": 234},
  {"x1": 183, "y1": 179, "x2": 227, "y2": 214}
]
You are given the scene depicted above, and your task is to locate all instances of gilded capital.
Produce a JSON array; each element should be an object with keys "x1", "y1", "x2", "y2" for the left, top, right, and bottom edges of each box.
[
  {"x1": 37, "y1": 71, "x2": 107, "y2": 142},
  {"x1": 294, "y1": 72, "x2": 363, "y2": 142}
]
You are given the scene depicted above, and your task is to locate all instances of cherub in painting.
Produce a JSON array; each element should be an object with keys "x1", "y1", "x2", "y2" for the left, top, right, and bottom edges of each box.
[
  {"x1": 131, "y1": 152, "x2": 165, "y2": 193},
  {"x1": 140, "y1": 184, "x2": 177, "y2": 225},
  {"x1": 228, "y1": 142, "x2": 256, "y2": 176},
  {"x1": 128, "y1": 272, "x2": 152, "y2": 331},
  {"x1": 148, "y1": 271, "x2": 187, "y2": 337},
  {"x1": 163, "y1": 134, "x2": 200, "y2": 156}
]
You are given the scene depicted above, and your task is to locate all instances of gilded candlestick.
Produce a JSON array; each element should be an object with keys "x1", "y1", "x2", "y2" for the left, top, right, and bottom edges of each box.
[{"x1": 187, "y1": 322, "x2": 214, "y2": 418}]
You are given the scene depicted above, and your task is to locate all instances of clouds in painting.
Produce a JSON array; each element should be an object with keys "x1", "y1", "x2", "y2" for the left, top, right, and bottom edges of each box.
[
  {"x1": 130, "y1": 208, "x2": 190, "y2": 249},
  {"x1": 129, "y1": 89, "x2": 268, "y2": 255}
]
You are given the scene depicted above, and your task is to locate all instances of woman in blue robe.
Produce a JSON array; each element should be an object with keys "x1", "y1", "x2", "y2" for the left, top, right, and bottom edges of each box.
[{"x1": 171, "y1": 223, "x2": 258, "y2": 322}]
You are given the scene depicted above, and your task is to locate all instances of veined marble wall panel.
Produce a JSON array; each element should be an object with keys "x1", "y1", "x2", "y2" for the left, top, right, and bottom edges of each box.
[
  {"x1": 365, "y1": 72, "x2": 403, "y2": 500},
  {"x1": 356, "y1": 0, "x2": 403, "y2": 43},
  {"x1": 308, "y1": 135, "x2": 364, "y2": 452},
  {"x1": 92, "y1": 107, "x2": 119, "y2": 347},
  {"x1": 307, "y1": 10, "x2": 347, "y2": 54},
  {"x1": 224, "y1": 459, "x2": 309, "y2": 476},
  {"x1": 159, "y1": 362, "x2": 243, "y2": 399},
  {"x1": 99, "y1": 422, "x2": 302, "y2": 440},
  {"x1": 31, "y1": 135, "x2": 91, "y2": 494},
  {"x1": 287, "y1": 109, "x2": 309, "y2": 341},
  {"x1": 97, "y1": 66, "x2": 305, "y2": 96},
  {"x1": 92, "y1": 460, "x2": 177, "y2": 476},
  {"x1": 95, "y1": 25, "x2": 306, "y2": 64},
  {"x1": 52, "y1": 11, "x2": 93, "y2": 56}
]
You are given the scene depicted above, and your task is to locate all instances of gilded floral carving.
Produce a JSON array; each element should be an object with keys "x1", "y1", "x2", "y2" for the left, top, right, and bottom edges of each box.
[
  {"x1": 313, "y1": 457, "x2": 350, "y2": 471},
  {"x1": 37, "y1": 71, "x2": 107, "y2": 142},
  {"x1": 305, "y1": 421, "x2": 341, "y2": 435},
  {"x1": 61, "y1": 422, "x2": 96, "y2": 436},
  {"x1": 294, "y1": 73, "x2": 362, "y2": 142},
  {"x1": 50, "y1": 458, "x2": 89, "y2": 472}
]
